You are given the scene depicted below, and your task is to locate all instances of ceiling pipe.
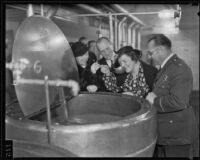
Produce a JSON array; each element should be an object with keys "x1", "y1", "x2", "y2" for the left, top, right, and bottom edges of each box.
[
  {"x1": 135, "y1": 24, "x2": 141, "y2": 49},
  {"x1": 45, "y1": 6, "x2": 58, "y2": 19},
  {"x1": 111, "y1": 4, "x2": 145, "y2": 26},
  {"x1": 76, "y1": 4, "x2": 118, "y2": 22},
  {"x1": 128, "y1": 22, "x2": 135, "y2": 45},
  {"x1": 6, "y1": 5, "x2": 77, "y2": 23},
  {"x1": 131, "y1": 25, "x2": 137, "y2": 49},
  {"x1": 122, "y1": 22, "x2": 127, "y2": 47},
  {"x1": 77, "y1": 4, "x2": 102, "y2": 14},
  {"x1": 40, "y1": 4, "x2": 44, "y2": 16},
  {"x1": 114, "y1": 15, "x2": 118, "y2": 51},
  {"x1": 27, "y1": 4, "x2": 34, "y2": 17},
  {"x1": 118, "y1": 17, "x2": 127, "y2": 50},
  {"x1": 101, "y1": 4, "x2": 119, "y2": 21},
  {"x1": 109, "y1": 12, "x2": 114, "y2": 44}
]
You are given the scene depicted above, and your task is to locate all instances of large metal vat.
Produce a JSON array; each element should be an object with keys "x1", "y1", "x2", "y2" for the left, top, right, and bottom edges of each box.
[
  {"x1": 5, "y1": 13, "x2": 157, "y2": 157},
  {"x1": 6, "y1": 92, "x2": 157, "y2": 157}
]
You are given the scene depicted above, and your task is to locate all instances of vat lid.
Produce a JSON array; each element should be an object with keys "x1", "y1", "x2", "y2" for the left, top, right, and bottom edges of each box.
[{"x1": 12, "y1": 16, "x2": 79, "y2": 116}]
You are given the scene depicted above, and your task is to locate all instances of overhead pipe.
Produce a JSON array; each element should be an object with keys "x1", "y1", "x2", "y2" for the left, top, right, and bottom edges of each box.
[
  {"x1": 76, "y1": 4, "x2": 118, "y2": 23},
  {"x1": 7, "y1": 5, "x2": 77, "y2": 23},
  {"x1": 131, "y1": 25, "x2": 137, "y2": 48},
  {"x1": 128, "y1": 22, "x2": 135, "y2": 45},
  {"x1": 45, "y1": 6, "x2": 58, "y2": 19},
  {"x1": 118, "y1": 17, "x2": 127, "y2": 50},
  {"x1": 111, "y1": 4, "x2": 145, "y2": 26},
  {"x1": 27, "y1": 4, "x2": 34, "y2": 17},
  {"x1": 101, "y1": 4, "x2": 117, "y2": 13},
  {"x1": 77, "y1": 4, "x2": 102, "y2": 14},
  {"x1": 135, "y1": 24, "x2": 141, "y2": 49},
  {"x1": 114, "y1": 15, "x2": 118, "y2": 51},
  {"x1": 40, "y1": 4, "x2": 44, "y2": 16},
  {"x1": 122, "y1": 22, "x2": 127, "y2": 47},
  {"x1": 109, "y1": 12, "x2": 114, "y2": 45}
]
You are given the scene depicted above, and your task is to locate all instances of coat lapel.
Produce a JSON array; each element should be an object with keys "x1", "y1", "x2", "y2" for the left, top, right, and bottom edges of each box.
[{"x1": 154, "y1": 54, "x2": 178, "y2": 83}]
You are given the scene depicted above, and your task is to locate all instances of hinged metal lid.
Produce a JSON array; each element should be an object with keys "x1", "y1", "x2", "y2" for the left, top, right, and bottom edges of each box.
[{"x1": 12, "y1": 16, "x2": 79, "y2": 116}]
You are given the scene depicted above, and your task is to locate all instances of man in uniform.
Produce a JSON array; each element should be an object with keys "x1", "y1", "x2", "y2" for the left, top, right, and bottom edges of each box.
[{"x1": 145, "y1": 34, "x2": 198, "y2": 158}]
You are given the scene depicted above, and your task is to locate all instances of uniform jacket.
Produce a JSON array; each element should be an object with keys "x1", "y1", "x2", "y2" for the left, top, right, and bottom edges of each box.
[{"x1": 153, "y1": 54, "x2": 198, "y2": 145}]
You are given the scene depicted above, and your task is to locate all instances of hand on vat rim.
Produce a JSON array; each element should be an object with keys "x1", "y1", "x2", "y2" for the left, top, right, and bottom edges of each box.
[
  {"x1": 145, "y1": 92, "x2": 157, "y2": 104},
  {"x1": 86, "y1": 85, "x2": 98, "y2": 93}
]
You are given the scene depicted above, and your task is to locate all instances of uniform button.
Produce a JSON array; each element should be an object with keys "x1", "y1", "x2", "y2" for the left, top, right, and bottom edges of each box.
[{"x1": 169, "y1": 120, "x2": 173, "y2": 123}]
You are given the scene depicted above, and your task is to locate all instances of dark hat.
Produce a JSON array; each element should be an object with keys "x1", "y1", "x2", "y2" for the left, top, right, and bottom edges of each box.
[{"x1": 71, "y1": 42, "x2": 88, "y2": 57}]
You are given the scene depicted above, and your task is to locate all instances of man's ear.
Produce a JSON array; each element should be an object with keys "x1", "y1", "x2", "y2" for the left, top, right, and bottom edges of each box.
[{"x1": 109, "y1": 44, "x2": 114, "y2": 50}]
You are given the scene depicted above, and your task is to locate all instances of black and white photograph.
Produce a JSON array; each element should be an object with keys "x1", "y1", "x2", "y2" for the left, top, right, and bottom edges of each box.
[{"x1": 3, "y1": 2, "x2": 199, "y2": 158}]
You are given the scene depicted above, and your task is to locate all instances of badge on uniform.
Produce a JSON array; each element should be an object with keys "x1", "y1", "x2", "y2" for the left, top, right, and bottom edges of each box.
[{"x1": 161, "y1": 74, "x2": 168, "y2": 82}]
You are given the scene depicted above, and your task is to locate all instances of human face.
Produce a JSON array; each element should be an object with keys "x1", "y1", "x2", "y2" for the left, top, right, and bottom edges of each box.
[
  {"x1": 97, "y1": 40, "x2": 113, "y2": 60},
  {"x1": 76, "y1": 52, "x2": 89, "y2": 67},
  {"x1": 147, "y1": 40, "x2": 161, "y2": 66},
  {"x1": 118, "y1": 54, "x2": 136, "y2": 73}
]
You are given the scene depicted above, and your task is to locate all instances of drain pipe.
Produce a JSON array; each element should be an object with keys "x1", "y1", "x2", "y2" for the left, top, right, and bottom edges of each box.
[
  {"x1": 118, "y1": 17, "x2": 127, "y2": 50},
  {"x1": 135, "y1": 24, "x2": 141, "y2": 49},
  {"x1": 109, "y1": 12, "x2": 114, "y2": 45},
  {"x1": 40, "y1": 4, "x2": 44, "y2": 16},
  {"x1": 131, "y1": 25, "x2": 136, "y2": 48},
  {"x1": 128, "y1": 22, "x2": 135, "y2": 46},
  {"x1": 122, "y1": 22, "x2": 127, "y2": 47},
  {"x1": 45, "y1": 6, "x2": 58, "y2": 19},
  {"x1": 27, "y1": 4, "x2": 34, "y2": 17},
  {"x1": 114, "y1": 15, "x2": 118, "y2": 51}
]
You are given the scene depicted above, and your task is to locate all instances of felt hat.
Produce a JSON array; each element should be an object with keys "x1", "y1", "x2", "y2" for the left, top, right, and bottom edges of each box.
[{"x1": 71, "y1": 42, "x2": 88, "y2": 57}]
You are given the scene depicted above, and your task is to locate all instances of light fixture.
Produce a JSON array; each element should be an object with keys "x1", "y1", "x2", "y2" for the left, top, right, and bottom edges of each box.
[{"x1": 158, "y1": 9, "x2": 174, "y2": 19}]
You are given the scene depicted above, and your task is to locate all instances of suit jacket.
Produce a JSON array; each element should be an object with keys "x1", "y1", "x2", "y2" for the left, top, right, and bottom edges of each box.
[
  {"x1": 152, "y1": 54, "x2": 198, "y2": 145},
  {"x1": 141, "y1": 61, "x2": 158, "y2": 93}
]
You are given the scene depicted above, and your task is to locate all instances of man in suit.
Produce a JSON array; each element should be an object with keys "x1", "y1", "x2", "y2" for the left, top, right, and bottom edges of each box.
[
  {"x1": 90, "y1": 37, "x2": 127, "y2": 91},
  {"x1": 145, "y1": 34, "x2": 198, "y2": 158}
]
